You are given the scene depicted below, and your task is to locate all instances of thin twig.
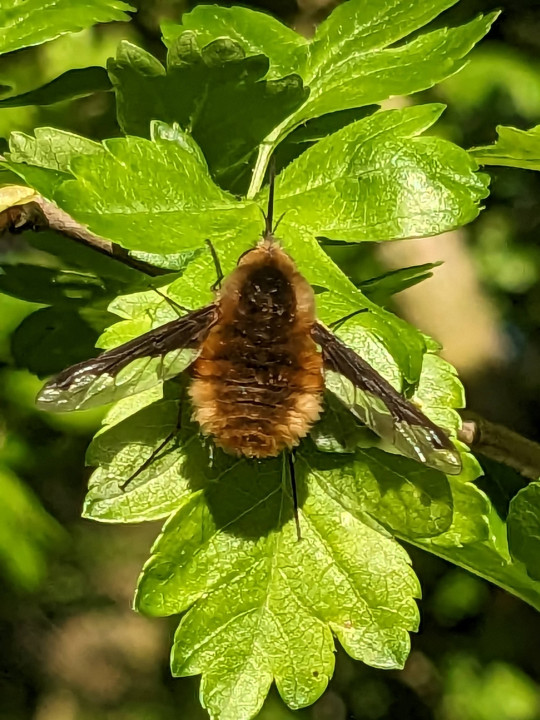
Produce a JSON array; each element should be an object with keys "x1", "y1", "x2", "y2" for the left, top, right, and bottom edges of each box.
[
  {"x1": 459, "y1": 411, "x2": 540, "y2": 480},
  {"x1": 0, "y1": 195, "x2": 167, "y2": 276}
]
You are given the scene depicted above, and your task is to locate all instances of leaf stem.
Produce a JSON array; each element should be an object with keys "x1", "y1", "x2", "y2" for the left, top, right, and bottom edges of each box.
[
  {"x1": 247, "y1": 142, "x2": 274, "y2": 199},
  {"x1": 247, "y1": 118, "x2": 293, "y2": 199}
]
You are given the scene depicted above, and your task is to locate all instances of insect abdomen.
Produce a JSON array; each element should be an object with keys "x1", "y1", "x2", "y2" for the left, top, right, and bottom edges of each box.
[{"x1": 189, "y1": 245, "x2": 324, "y2": 458}]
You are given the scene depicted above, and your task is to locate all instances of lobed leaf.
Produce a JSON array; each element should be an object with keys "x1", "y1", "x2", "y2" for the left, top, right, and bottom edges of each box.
[
  {"x1": 109, "y1": 38, "x2": 307, "y2": 192},
  {"x1": 296, "y1": 6, "x2": 497, "y2": 126},
  {"x1": 412, "y1": 500, "x2": 540, "y2": 613},
  {"x1": 130, "y1": 1, "x2": 495, "y2": 198},
  {"x1": 9, "y1": 127, "x2": 102, "y2": 172},
  {"x1": 272, "y1": 105, "x2": 489, "y2": 243},
  {"x1": 135, "y1": 445, "x2": 420, "y2": 719},
  {"x1": 64, "y1": 140, "x2": 259, "y2": 254},
  {"x1": 162, "y1": 2, "x2": 496, "y2": 132},
  {"x1": 300, "y1": 442, "x2": 452, "y2": 539},
  {"x1": 162, "y1": 5, "x2": 306, "y2": 79},
  {"x1": 0, "y1": 3, "x2": 509, "y2": 712},
  {"x1": 5, "y1": 128, "x2": 103, "y2": 199}
]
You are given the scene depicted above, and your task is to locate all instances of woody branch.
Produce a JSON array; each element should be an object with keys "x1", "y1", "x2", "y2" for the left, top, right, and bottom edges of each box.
[
  {"x1": 0, "y1": 194, "x2": 167, "y2": 276},
  {"x1": 458, "y1": 412, "x2": 540, "y2": 481}
]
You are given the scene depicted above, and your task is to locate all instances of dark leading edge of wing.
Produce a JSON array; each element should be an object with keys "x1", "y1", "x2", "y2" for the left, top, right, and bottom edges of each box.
[
  {"x1": 37, "y1": 304, "x2": 218, "y2": 412},
  {"x1": 311, "y1": 322, "x2": 462, "y2": 475}
]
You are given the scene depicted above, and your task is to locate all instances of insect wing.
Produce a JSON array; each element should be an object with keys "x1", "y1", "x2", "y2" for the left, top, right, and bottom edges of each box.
[
  {"x1": 312, "y1": 323, "x2": 462, "y2": 475},
  {"x1": 37, "y1": 304, "x2": 217, "y2": 412}
]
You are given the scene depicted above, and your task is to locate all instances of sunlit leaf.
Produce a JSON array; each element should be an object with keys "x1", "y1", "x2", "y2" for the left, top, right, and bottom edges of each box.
[
  {"x1": 471, "y1": 123, "x2": 540, "y2": 171},
  {"x1": 136, "y1": 445, "x2": 420, "y2": 719},
  {"x1": 0, "y1": 0, "x2": 133, "y2": 55},
  {"x1": 273, "y1": 105, "x2": 489, "y2": 242}
]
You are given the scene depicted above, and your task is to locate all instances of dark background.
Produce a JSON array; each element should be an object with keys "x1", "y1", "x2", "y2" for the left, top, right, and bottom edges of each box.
[{"x1": 1, "y1": 1, "x2": 540, "y2": 718}]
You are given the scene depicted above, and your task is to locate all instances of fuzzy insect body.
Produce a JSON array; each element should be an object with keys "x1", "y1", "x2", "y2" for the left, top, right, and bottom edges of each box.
[{"x1": 190, "y1": 238, "x2": 324, "y2": 457}]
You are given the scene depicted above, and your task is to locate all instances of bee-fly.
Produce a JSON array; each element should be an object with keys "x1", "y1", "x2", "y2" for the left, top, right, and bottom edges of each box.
[
  {"x1": 189, "y1": 231, "x2": 325, "y2": 459},
  {"x1": 37, "y1": 171, "x2": 462, "y2": 526}
]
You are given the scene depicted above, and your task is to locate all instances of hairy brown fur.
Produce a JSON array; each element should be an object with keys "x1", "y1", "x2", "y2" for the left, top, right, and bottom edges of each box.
[{"x1": 189, "y1": 238, "x2": 324, "y2": 457}]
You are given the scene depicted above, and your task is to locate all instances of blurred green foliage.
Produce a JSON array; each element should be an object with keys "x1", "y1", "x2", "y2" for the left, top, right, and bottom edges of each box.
[{"x1": 2, "y1": 1, "x2": 540, "y2": 719}]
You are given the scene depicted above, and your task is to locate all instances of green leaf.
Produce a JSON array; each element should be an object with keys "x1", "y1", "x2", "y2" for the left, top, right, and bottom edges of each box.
[
  {"x1": 108, "y1": 38, "x2": 307, "y2": 192},
  {"x1": 163, "y1": 2, "x2": 496, "y2": 127},
  {"x1": 0, "y1": 166, "x2": 26, "y2": 187},
  {"x1": 405, "y1": 459, "x2": 540, "y2": 613},
  {"x1": 84, "y1": 382, "x2": 206, "y2": 522},
  {"x1": 5, "y1": 128, "x2": 103, "y2": 199},
  {"x1": 0, "y1": 0, "x2": 133, "y2": 56},
  {"x1": 9, "y1": 127, "x2": 103, "y2": 172},
  {"x1": 135, "y1": 447, "x2": 420, "y2": 719},
  {"x1": 48, "y1": 133, "x2": 262, "y2": 254},
  {"x1": 161, "y1": 5, "x2": 306, "y2": 79},
  {"x1": 98, "y1": 286, "x2": 181, "y2": 346},
  {"x1": 413, "y1": 353, "x2": 464, "y2": 435},
  {"x1": 507, "y1": 482, "x2": 540, "y2": 581},
  {"x1": 273, "y1": 106, "x2": 378, "y2": 175},
  {"x1": 128, "y1": 248, "x2": 199, "y2": 272},
  {"x1": 82, "y1": 299, "x2": 458, "y2": 717},
  {"x1": 159, "y1": 2, "x2": 496, "y2": 198},
  {"x1": 0, "y1": 464, "x2": 63, "y2": 590},
  {"x1": 358, "y1": 262, "x2": 443, "y2": 304},
  {"x1": 0, "y1": 67, "x2": 111, "y2": 108},
  {"x1": 301, "y1": 442, "x2": 453, "y2": 539},
  {"x1": 295, "y1": 4, "x2": 497, "y2": 125},
  {"x1": 429, "y1": 479, "x2": 490, "y2": 548},
  {"x1": 310, "y1": 391, "x2": 373, "y2": 454},
  {"x1": 317, "y1": 279, "x2": 425, "y2": 390},
  {"x1": 412, "y1": 505, "x2": 540, "y2": 614},
  {"x1": 272, "y1": 105, "x2": 489, "y2": 243},
  {"x1": 470, "y1": 124, "x2": 540, "y2": 171}
]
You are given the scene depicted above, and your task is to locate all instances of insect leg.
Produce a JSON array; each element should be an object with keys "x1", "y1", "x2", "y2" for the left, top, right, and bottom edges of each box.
[
  {"x1": 205, "y1": 239, "x2": 224, "y2": 291},
  {"x1": 286, "y1": 450, "x2": 302, "y2": 542},
  {"x1": 153, "y1": 287, "x2": 192, "y2": 317},
  {"x1": 120, "y1": 396, "x2": 183, "y2": 491},
  {"x1": 329, "y1": 307, "x2": 369, "y2": 332}
]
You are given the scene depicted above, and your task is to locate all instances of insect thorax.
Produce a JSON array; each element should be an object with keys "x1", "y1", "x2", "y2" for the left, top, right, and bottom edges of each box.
[{"x1": 235, "y1": 264, "x2": 296, "y2": 337}]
